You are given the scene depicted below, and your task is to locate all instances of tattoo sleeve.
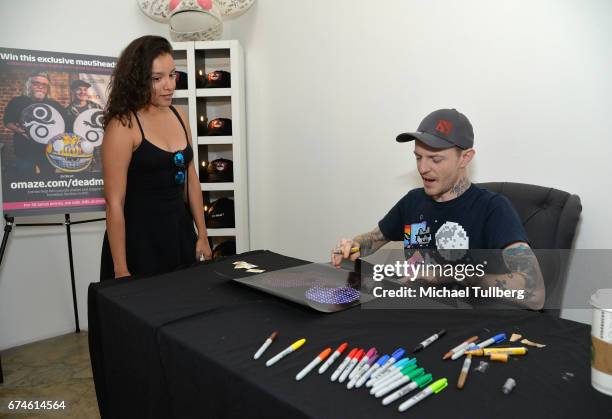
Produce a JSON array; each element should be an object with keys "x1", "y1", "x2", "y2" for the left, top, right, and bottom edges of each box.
[{"x1": 352, "y1": 226, "x2": 389, "y2": 257}]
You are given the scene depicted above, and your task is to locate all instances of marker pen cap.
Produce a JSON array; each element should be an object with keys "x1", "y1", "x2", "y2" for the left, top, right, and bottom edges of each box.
[
  {"x1": 407, "y1": 367, "x2": 425, "y2": 380},
  {"x1": 365, "y1": 348, "x2": 377, "y2": 359},
  {"x1": 391, "y1": 348, "x2": 405, "y2": 360},
  {"x1": 337, "y1": 342, "x2": 349, "y2": 353},
  {"x1": 400, "y1": 363, "x2": 418, "y2": 375},
  {"x1": 414, "y1": 373, "x2": 433, "y2": 388},
  {"x1": 319, "y1": 348, "x2": 332, "y2": 359},
  {"x1": 393, "y1": 358, "x2": 411, "y2": 369},
  {"x1": 367, "y1": 354, "x2": 379, "y2": 365},
  {"x1": 430, "y1": 378, "x2": 448, "y2": 394},
  {"x1": 493, "y1": 334, "x2": 506, "y2": 343},
  {"x1": 376, "y1": 355, "x2": 390, "y2": 366},
  {"x1": 292, "y1": 339, "x2": 306, "y2": 350},
  {"x1": 347, "y1": 348, "x2": 357, "y2": 359},
  {"x1": 354, "y1": 349, "x2": 365, "y2": 361}
]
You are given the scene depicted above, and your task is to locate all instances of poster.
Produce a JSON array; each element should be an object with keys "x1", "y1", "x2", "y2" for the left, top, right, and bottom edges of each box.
[{"x1": 0, "y1": 47, "x2": 116, "y2": 216}]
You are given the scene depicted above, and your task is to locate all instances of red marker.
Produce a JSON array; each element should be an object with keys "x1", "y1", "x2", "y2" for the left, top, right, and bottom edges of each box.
[
  {"x1": 331, "y1": 348, "x2": 357, "y2": 381},
  {"x1": 318, "y1": 342, "x2": 348, "y2": 374},
  {"x1": 339, "y1": 349, "x2": 364, "y2": 383}
]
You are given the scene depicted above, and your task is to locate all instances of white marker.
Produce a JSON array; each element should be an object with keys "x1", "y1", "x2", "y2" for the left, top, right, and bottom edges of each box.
[
  {"x1": 355, "y1": 355, "x2": 389, "y2": 388},
  {"x1": 318, "y1": 342, "x2": 348, "y2": 374},
  {"x1": 296, "y1": 348, "x2": 332, "y2": 381},
  {"x1": 338, "y1": 349, "x2": 363, "y2": 383},
  {"x1": 374, "y1": 367, "x2": 425, "y2": 398},
  {"x1": 330, "y1": 348, "x2": 357, "y2": 382},
  {"x1": 347, "y1": 354, "x2": 378, "y2": 389},
  {"x1": 254, "y1": 331, "x2": 278, "y2": 360},
  {"x1": 349, "y1": 347, "x2": 376, "y2": 380},
  {"x1": 265, "y1": 338, "x2": 306, "y2": 367},
  {"x1": 382, "y1": 373, "x2": 433, "y2": 406},
  {"x1": 369, "y1": 358, "x2": 414, "y2": 390},
  {"x1": 398, "y1": 378, "x2": 448, "y2": 412},
  {"x1": 366, "y1": 348, "x2": 405, "y2": 386}
]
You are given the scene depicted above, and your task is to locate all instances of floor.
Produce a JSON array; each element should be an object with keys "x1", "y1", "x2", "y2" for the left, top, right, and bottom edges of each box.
[{"x1": 0, "y1": 333, "x2": 99, "y2": 418}]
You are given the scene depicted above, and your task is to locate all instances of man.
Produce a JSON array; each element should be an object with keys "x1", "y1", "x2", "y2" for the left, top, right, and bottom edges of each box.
[
  {"x1": 65, "y1": 79, "x2": 102, "y2": 129},
  {"x1": 2, "y1": 71, "x2": 64, "y2": 176},
  {"x1": 332, "y1": 108, "x2": 545, "y2": 310}
]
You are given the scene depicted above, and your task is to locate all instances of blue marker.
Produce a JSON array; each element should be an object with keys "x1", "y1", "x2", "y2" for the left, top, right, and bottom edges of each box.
[
  {"x1": 471, "y1": 333, "x2": 506, "y2": 350},
  {"x1": 367, "y1": 348, "x2": 405, "y2": 386},
  {"x1": 355, "y1": 354, "x2": 389, "y2": 388}
]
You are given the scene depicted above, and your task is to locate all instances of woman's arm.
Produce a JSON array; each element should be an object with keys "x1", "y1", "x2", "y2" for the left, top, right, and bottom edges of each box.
[
  {"x1": 102, "y1": 118, "x2": 134, "y2": 277},
  {"x1": 177, "y1": 108, "x2": 212, "y2": 260}
]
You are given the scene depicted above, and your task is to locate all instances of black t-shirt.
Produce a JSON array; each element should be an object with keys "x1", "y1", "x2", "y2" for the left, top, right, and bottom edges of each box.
[
  {"x1": 378, "y1": 184, "x2": 528, "y2": 252},
  {"x1": 3, "y1": 95, "x2": 65, "y2": 159}
]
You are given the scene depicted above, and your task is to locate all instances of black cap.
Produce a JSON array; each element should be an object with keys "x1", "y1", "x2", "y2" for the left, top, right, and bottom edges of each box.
[
  {"x1": 396, "y1": 108, "x2": 474, "y2": 149},
  {"x1": 205, "y1": 197, "x2": 235, "y2": 228},
  {"x1": 70, "y1": 79, "x2": 91, "y2": 90},
  {"x1": 206, "y1": 158, "x2": 233, "y2": 182},
  {"x1": 207, "y1": 118, "x2": 232, "y2": 136},
  {"x1": 205, "y1": 70, "x2": 231, "y2": 88}
]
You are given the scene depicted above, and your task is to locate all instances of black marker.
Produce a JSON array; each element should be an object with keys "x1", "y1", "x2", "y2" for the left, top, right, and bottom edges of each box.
[{"x1": 413, "y1": 329, "x2": 446, "y2": 353}]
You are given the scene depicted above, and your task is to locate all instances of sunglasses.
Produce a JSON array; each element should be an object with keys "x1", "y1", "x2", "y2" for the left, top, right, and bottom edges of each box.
[{"x1": 173, "y1": 151, "x2": 186, "y2": 184}]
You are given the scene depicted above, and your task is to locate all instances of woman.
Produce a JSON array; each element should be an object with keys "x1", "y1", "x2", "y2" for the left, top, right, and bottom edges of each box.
[{"x1": 100, "y1": 35, "x2": 211, "y2": 280}]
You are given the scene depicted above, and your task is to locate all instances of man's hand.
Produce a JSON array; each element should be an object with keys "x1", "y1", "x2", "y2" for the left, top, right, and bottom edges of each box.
[{"x1": 331, "y1": 238, "x2": 360, "y2": 268}]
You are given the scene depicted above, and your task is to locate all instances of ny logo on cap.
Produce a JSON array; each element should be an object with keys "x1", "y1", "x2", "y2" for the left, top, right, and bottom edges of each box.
[{"x1": 435, "y1": 120, "x2": 453, "y2": 136}]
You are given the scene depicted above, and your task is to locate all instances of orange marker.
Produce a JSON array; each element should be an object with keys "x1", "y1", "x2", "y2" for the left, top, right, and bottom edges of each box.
[
  {"x1": 443, "y1": 336, "x2": 479, "y2": 360},
  {"x1": 296, "y1": 348, "x2": 332, "y2": 381}
]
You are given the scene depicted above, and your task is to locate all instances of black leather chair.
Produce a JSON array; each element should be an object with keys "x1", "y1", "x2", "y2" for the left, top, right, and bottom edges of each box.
[{"x1": 477, "y1": 182, "x2": 582, "y2": 316}]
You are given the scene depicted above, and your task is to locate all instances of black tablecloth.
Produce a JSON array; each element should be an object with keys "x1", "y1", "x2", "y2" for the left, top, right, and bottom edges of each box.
[{"x1": 88, "y1": 250, "x2": 612, "y2": 419}]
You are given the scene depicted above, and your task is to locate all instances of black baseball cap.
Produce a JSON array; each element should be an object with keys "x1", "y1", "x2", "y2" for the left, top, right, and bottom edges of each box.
[
  {"x1": 205, "y1": 197, "x2": 235, "y2": 228},
  {"x1": 70, "y1": 79, "x2": 91, "y2": 90},
  {"x1": 206, "y1": 158, "x2": 233, "y2": 182},
  {"x1": 396, "y1": 108, "x2": 474, "y2": 149}
]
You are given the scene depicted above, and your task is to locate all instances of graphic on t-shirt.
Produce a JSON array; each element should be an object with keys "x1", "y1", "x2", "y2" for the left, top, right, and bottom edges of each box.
[
  {"x1": 404, "y1": 221, "x2": 431, "y2": 248},
  {"x1": 435, "y1": 221, "x2": 469, "y2": 261}
]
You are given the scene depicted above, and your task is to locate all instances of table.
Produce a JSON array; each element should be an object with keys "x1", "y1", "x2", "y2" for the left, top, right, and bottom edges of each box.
[{"x1": 88, "y1": 250, "x2": 612, "y2": 418}]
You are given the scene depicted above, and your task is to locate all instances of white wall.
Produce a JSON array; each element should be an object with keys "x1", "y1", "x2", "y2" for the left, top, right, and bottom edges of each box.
[{"x1": 1, "y1": 0, "x2": 610, "y2": 349}]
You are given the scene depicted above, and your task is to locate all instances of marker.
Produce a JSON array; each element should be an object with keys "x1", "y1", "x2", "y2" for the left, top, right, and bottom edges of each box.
[
  {"x1": 347, "y1": 354, "x2": 378, "y2": 389},
  {"x1": 382, "y1": 373, "x2": 433, "y2": 406},
  {"x1": 451, "y1": 333, "x2": 506, "y2": 360},
  {"x1": 339, "y1": 349, "x2": 363, "y2": 383},
  {"x1": 331, "y1": 348, "x2": 357, "y2": 381},
  {"x1": 368, "y1": 348, "x2": 405, "y2": 384},
  {"x1": 457, "y1": 355, "x2": 471, "y2": 389},
  {"x1": 368, "y1": 357, "x2": 414, "y2": 388},
  {"x1": 332, "y1": 246, "x2": 360, "y2": 254},
  {"x1": 355, "y1": 354, "x2": 390, "y2": 388},
  {"x1": 374, "y1": 367, "x2": 425, "y2": 398},
  {"x1": 398, "y1": 378, "x2": 448, "y2": 412},
  {"x1": 443, "y1": 336, "x2": 478, "y2": 360},
  {"x1": 369, "y1": 359, "x2": 417, "y2": 391},
  {"x1": 413, "y1": 329, "x2": 446, "y2": 353},
  {"x1": 296, "y1": 348, "x2": 332, "y2": 381},
  {"x1": 349, "y1": 348, "x2": 377, "y2": 380},
  {"x1": 265, "y1": 338, "x2": 306, "y2": 367},
  {"x1": 318, "y1": 342, "x2": 348, "y2": 374},
  {"x1": 465, "y1": 347, "x2": 527, "y2": 356},
  {"x1": 254, "y1": 331, "x2": 278, "y2": 360}
]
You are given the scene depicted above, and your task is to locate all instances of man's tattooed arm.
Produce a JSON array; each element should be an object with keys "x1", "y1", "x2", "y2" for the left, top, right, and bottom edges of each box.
[
  {"x1": 352, "y1": 226, "x2": 389, "y2": 257},
  {"x1": 476, "y1": 243, "x2": 546, "y2": 310}
]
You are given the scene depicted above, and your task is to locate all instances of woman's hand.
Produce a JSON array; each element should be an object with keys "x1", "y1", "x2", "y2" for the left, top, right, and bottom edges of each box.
[{"x1": 196, "y1": 237, "x2": 213, "y2": 262}]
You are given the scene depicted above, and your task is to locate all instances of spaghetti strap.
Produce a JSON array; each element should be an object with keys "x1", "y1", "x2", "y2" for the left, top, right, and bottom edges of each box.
[
  {"x1": 169, "y1": 105, "x2": 189, "y2": 142},
  {"x1": 132, "y1": 111, "x2": 145, "y2": 139}
]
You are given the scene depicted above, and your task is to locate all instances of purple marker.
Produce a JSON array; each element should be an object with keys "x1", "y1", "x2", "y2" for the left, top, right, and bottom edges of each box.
[
  {"x1": 347, "y1": 352, "x2": 379, "y2": 389},
  {"x1": 349, "y1": 347, "x2": 377, "y2": 380}
]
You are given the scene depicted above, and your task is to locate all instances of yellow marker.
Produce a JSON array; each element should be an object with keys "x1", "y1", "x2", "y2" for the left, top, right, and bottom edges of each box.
[
  {"x1": 465, "y1": 347, "x2": 527, "y2": 356},
  {"x1": 266, "y1": 339, "x2": 306, "y2": 367}
]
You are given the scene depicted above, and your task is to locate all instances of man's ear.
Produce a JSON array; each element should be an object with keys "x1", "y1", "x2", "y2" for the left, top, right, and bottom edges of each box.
[{"x1": 460, "y1": 148, "x2": 475, "y2": 168}]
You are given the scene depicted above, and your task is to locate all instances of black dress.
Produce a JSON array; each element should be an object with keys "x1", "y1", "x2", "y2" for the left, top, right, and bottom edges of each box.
[{"x1": 100, "y1": 106, "x2": 197, "y2": 280}]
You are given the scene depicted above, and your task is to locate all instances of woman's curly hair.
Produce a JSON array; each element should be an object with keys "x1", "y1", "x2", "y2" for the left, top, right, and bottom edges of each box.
[{"x1": 103, "y1": 35, "x2": 173, "y2": 128}]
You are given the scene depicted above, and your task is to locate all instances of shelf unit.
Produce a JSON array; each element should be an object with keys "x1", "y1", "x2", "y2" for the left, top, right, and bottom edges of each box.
[{"x1": 171, "y1": 40, "x2": 249, "y2": 254}]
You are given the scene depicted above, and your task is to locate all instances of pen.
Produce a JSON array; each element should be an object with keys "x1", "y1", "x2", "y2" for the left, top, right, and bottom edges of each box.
[
  {"x1": 457, "y1": 354, "x2": 471, "y2": 389},
  {"x1": 442, "y1": 336, "x2": 478, "y2": 360},
  {"x1": 318, "y1": 342, "x2": 348, "y2": 374},
  {"x1": 398, "y1": 378, "x2": 448, "y2": 412},
  {"x1": 331, "y1": 348, "x2": 357, "y2": 381},
  {"x1": 355, "y1": 354, "x2": 390, "y2": 388},
  {"x1": 382, "y1": 373, "x2": 432, "y2": 406},
  {"x1": 254, "y1": 331, "x2": 278, "y2": 360},
  {"x1": 369, "y1": 360, "x2": 417, "y2": 392},
  {"x1": 339, "y1": 349, "x2": 363, "y2": 383},
  {"x1": 368, "y1": 348, "x2": 405, "y2": 384},
  {"x1": 349, "y1": 347, "x2": 377, "y2": 380},
  {"x1": 296, "y1": 348, "x2": 332, "y2": 381},
  {"x1": 367, "y1": 357, "x2": 414, "y2": 388},
  {"x1": 465, "y1": 347, "x2": 527, "y2": 356},
  {"x1": 451, "y1": 333, "x2": 506, "y2": 360},
  {"x1": 413, "y1": 329, "x2": 446, "y2": 353},
  {"x1": 265, "y1": 338, "x2": 306, "y2": 367},
  {"x1": 373, "y1": 367, "x2": 425, "y2": 398},
  {"x1": 347, "y1": 353, "x2": 378, "y2": 389}
]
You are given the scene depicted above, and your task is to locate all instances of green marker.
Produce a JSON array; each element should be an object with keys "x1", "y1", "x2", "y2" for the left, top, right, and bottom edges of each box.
[
  {"x1": 382, "y1": 373, "x2": 433, "y2": 405},
  {"x1": 398, "y1": 378, "x2": 448, "y2": 412}
]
